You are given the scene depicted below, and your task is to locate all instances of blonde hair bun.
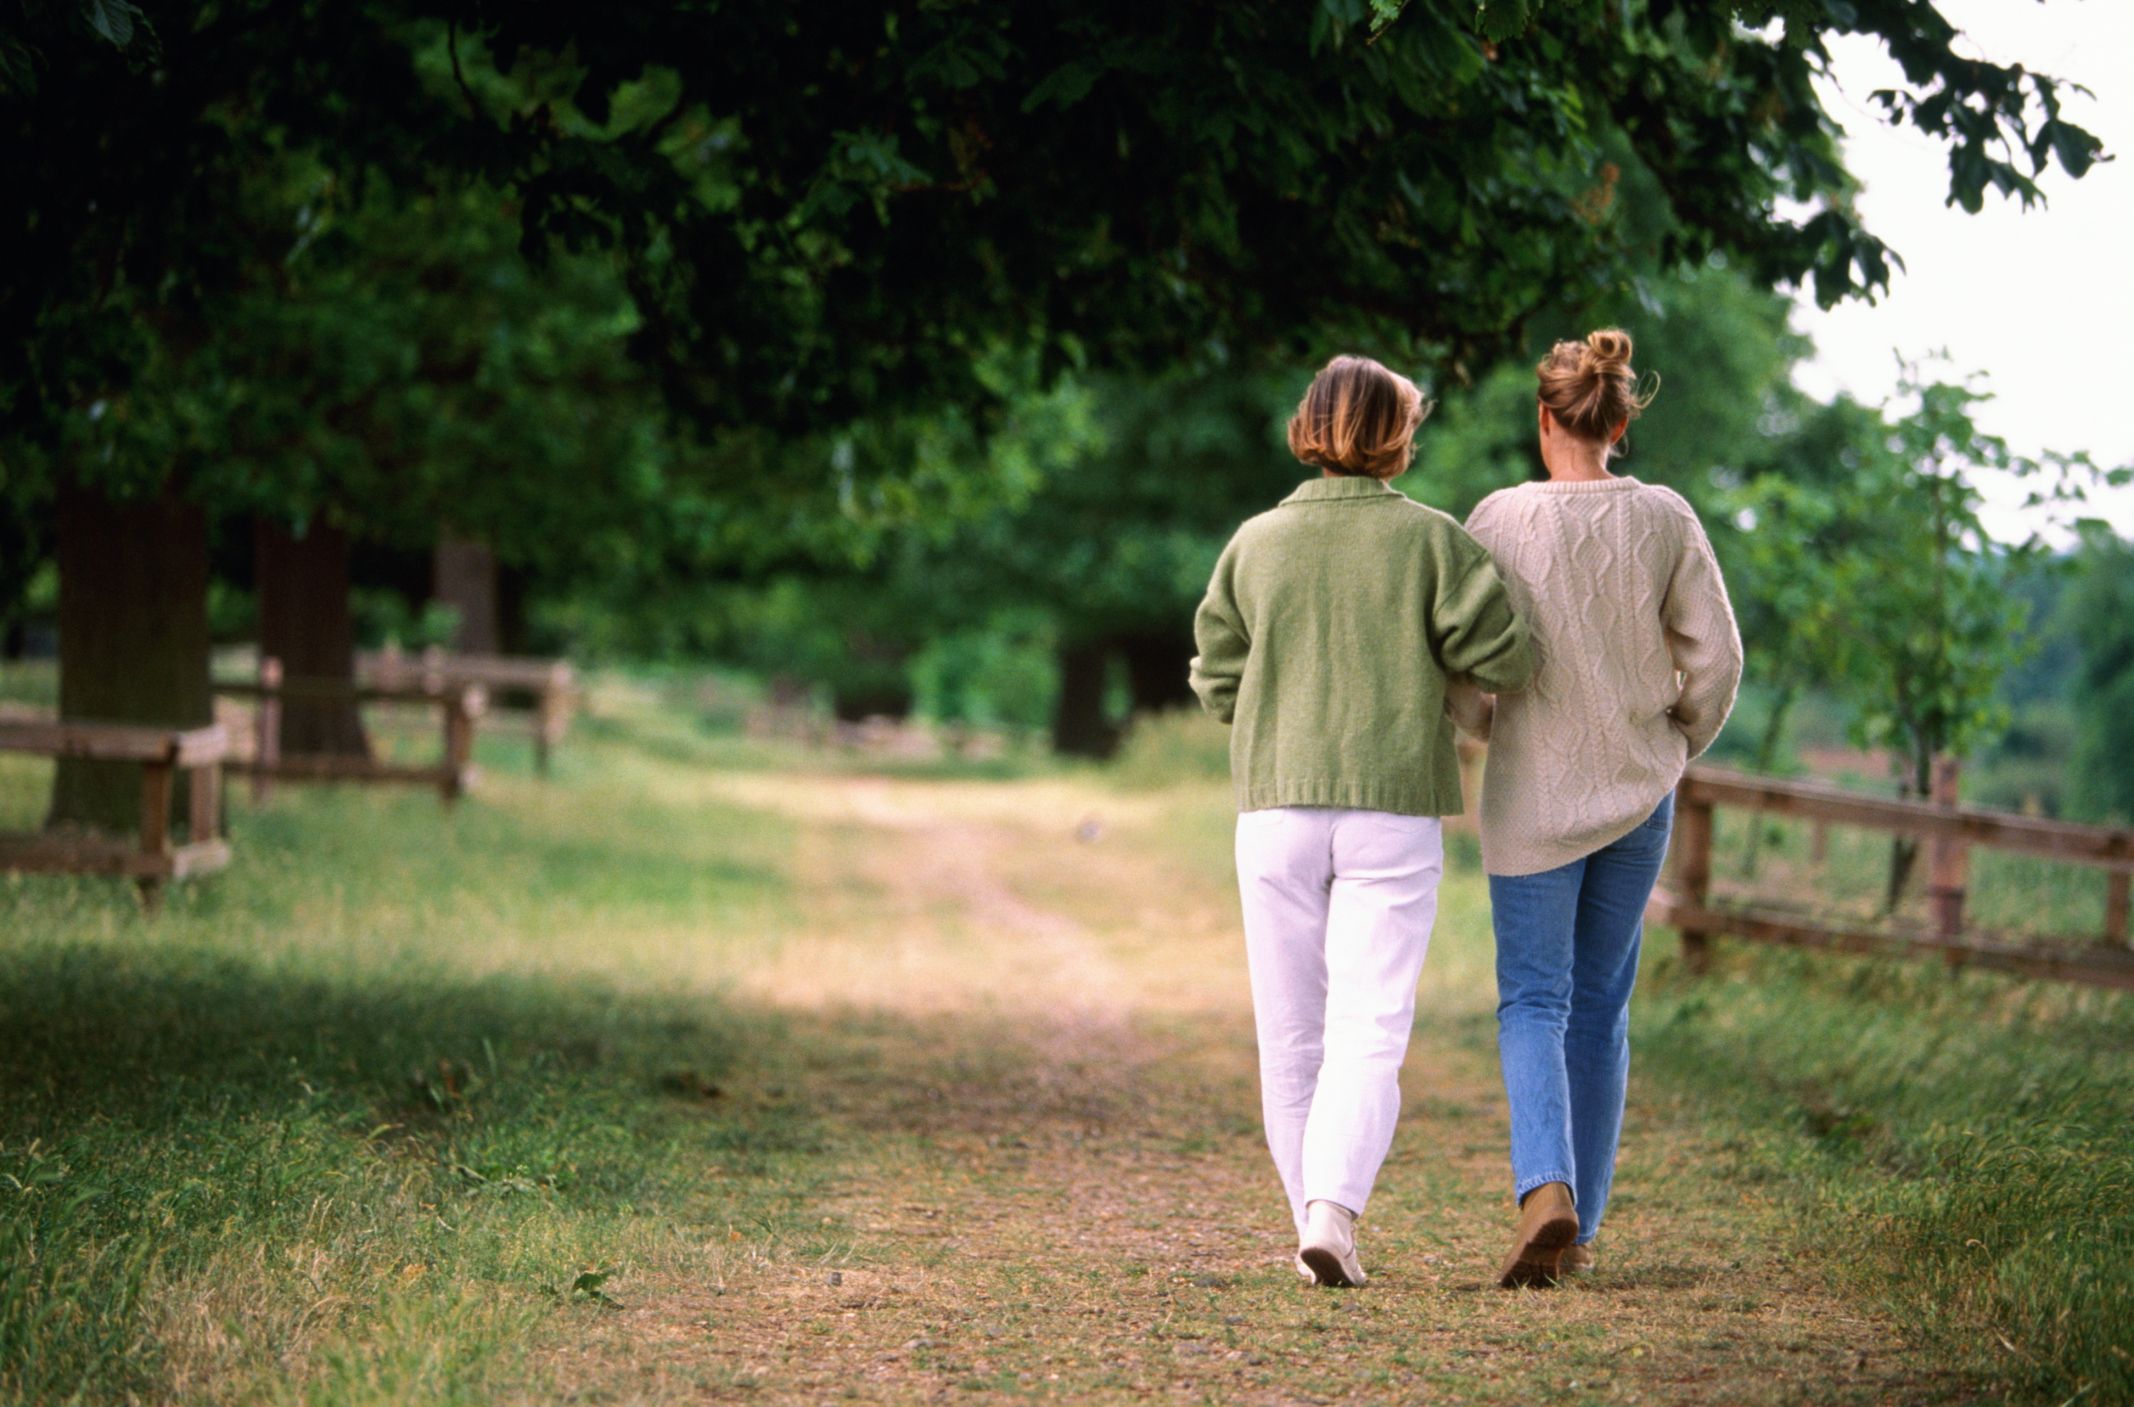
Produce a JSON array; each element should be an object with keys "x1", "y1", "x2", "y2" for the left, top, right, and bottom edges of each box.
[
  {"x1": 1536, "y1": 326, "x2": 1656, "y2": 440},
  {"x1": 1584, "y1": 328, "x2": 1633, "y2": 373}
]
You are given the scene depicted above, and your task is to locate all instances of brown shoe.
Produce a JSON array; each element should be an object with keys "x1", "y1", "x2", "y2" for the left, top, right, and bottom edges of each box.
[
  {"x1": 1557, "y1": 1242, "x2": 1596, "y2": 1276},
  {"x1": 1496, "y1": 1182, "x2": 1578, "y2": 1288}
]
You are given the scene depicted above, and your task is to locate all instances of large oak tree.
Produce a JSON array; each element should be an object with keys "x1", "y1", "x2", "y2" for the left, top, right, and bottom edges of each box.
[{"x1": 0, "y1": 0, "x2": 2106, "y2": 826}]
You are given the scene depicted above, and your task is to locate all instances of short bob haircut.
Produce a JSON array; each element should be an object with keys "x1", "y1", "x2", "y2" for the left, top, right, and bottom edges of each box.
[{"x1": 1287, "y1": 355, "x2": 1430, "y2": 480}]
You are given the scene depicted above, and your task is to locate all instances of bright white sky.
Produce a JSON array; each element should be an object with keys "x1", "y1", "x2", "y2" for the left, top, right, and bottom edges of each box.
[{"x1": 1789, "y1": 0, "x2": 2134, "y2": 540}]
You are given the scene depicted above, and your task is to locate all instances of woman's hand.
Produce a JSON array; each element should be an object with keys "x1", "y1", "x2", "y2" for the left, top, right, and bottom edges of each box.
[{"x1": 1445, "y1": 679, "x2": 1496, "y2": 740}]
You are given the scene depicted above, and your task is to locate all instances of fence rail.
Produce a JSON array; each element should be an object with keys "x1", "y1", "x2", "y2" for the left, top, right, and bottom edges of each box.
[
  {"x1": 1651, "y1": 763, "x2": 2134, "y2": 990},
  {"x1": 358, "y1": 648, "x2": 575, "y2": 775}
]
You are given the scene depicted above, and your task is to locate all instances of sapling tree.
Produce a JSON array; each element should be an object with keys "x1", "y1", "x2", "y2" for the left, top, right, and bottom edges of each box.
[
  {"x1": 1735, "y1": 368, "x2": 2111, "y2": 903},
  {"x1": 1721, "y1": 395, "x2": 1893, "y2": 776}
]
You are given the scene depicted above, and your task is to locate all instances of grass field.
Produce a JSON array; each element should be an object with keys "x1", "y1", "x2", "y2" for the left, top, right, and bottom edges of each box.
[{"x1": 2, "y1": 681, "x2": 2129, "y2": 1405}]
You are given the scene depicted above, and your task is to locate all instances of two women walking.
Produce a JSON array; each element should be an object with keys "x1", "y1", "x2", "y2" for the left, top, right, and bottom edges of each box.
[{"x1": 1191, "y1": 332, "x2": 1743, "y2": 1288}]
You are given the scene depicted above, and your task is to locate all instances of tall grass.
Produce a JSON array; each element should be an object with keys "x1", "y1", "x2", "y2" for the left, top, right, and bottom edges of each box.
[
  {"x1": 0, "y1": 700, "x2": 827, "y2": 1405},
  {"x1": 1633, "y1": 942, "x2": 2134, "y2": 1403},
  {"x1": 1683, "y1": 783, "x2": 2130, "y2": 1398},
  {"x1": 1105, "y1": 708, "x2": 1234, "y2": 791}
]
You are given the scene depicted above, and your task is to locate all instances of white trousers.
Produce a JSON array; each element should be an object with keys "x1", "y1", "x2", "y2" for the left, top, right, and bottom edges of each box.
[{"x1": 1235, "y1": 806, "x2": 1444, "y2": 1232}]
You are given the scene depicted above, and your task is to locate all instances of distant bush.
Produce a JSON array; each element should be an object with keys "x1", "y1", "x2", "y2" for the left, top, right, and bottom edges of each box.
[
  {"x1": 910, "y1": 610, "x2": 1057, "y2": 733},
  {"x1": 1105, "y1": 708, "x2": 1230, "y2": 790}
]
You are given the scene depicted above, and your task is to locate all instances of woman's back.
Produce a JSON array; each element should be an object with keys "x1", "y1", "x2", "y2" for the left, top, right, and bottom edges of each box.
[{"x1": 1464, "y1": 476, "x2": 1740, "y2": 876}]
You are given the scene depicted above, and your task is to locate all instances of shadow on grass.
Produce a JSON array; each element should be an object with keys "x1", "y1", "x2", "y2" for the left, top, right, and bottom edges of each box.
[
  {"x1": 0, "y1": 940, "x2": 809, "y2": 1185},
  {"x1": 0, "y1": 936, "x2": 850, "y2": 1406},
  {"x1": 0, "y1": 939, "x2": 1179, "y2": 1208}
]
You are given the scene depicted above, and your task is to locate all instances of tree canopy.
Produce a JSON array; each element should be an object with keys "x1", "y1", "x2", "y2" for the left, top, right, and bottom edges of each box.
[
  {"x1": 5, "y1": 0, "x2": 2106, "y2": 505},
  {"x1": 0, "y1": 0, "x2": 2116, "y2": 823}
]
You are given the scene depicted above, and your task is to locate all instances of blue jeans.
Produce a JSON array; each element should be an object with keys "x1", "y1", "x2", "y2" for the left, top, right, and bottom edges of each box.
[{"x1": 1489, "y1": 793, "x2": 1674, "y2": 1244}]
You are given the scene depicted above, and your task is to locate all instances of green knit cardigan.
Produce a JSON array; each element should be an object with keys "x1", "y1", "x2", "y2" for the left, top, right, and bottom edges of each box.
[{"x1": 1189, "y1": 475, "x2": 1534, "y2": 817}]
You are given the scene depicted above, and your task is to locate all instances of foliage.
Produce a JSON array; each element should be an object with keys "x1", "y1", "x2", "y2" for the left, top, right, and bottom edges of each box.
[
  {"x1": 1416, "y1": 253, "x2": 1807, "y2": 519},
  {"x1": 1716, "y1": 395, "x2": 1892, "y2": 769},
  {"x1": 0, "y1": 488, "x2": 44, "y2": 638},
  {"x1": 2061, "y1": 532, "x2": 2134, "y2": 822},
  {"x1": 5, "y1": 0, "x2": 2107, "y2": 512},
  {"x1": 867, "y1": 247, "x2": 1811, "y2": 738},
  {"x1": 911, "y1": 370, "x2": 1291, "y2": 644},
  {"x1": 1729, "y1": 369, "x2": 2110, "y2": 796},
  {"x1": 909, "y1": 610, "x2": 1060, "y2": 733}
]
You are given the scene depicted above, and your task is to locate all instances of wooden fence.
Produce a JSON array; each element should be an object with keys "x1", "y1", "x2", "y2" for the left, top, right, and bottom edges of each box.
[
  {"x1": 217, "y1": 657, "x2": 486, "y2": 805},
  {"x1": 0, "y1": 721, "x2": 232, "y2": 906},
  {"x1": 1651, "y1": 764, "x2": 2134, "y2": 989},
  {"x1": 359, "y1": 648, "x2": 575, "y2": 775}
]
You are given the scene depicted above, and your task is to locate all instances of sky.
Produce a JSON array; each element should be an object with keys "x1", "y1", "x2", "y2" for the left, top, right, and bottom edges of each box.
[{"x1": 1788, "y1": 0, "x2": 2134, "y2": 540}]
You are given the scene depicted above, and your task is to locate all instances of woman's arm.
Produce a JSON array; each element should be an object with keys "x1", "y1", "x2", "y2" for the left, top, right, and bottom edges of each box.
[
  {"x1": 1189, "y1": 545, "x2": 1249, "y2": 724},
  {"x1": 1662, "y1": 506, "x2": 1744, "y2": 758},
  {"x1": 1431, "y1": 521, "x2": 1534, "y2": 696}
]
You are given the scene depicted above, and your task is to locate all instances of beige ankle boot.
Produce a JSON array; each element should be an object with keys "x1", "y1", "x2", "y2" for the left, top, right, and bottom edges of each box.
[{"x1": 1496, "y1": 1181, "x2": 1578, "y2": 1288}]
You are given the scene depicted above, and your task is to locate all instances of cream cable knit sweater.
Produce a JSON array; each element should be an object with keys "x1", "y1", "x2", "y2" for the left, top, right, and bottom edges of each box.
[{"x1": 1446, "y1": 476, "x2": 1743, "y2": 877}]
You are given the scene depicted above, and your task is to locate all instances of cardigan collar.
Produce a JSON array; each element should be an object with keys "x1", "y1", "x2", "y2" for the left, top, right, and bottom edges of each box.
[{"x1": 1279, "y1": 475, "x2": 1403, "y2": 505}]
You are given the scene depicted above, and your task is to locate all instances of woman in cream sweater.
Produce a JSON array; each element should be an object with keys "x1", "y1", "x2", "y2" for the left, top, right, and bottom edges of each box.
[{"x1": 1449, "y1": 329, "x2": 1743, "y2": 1288}]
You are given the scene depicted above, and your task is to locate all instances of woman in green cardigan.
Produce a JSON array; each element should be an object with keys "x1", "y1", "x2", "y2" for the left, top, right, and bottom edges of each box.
[{"x1": 1190, "y1": 354, "x2": 1534, "y2": 1286}]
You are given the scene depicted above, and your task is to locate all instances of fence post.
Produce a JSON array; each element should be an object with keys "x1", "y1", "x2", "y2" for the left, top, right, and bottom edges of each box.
[
  {"x1": 441, "y1": 685, "x2": 480, "y2": 805},
  {"x1": 1927, "y1": 755, "x2": 1968, "y2": 963},
  {"x1": 253, "y1": 656, "x2": 282, "y2": 804},
  {"x1": 187, "y1": 752, "x2": 222, "y2": 846},
  {"x1": 2107, "y1": 870, "x2": 2130, "y2": 948},
  {"x1": 420, "y1": 644, "x2": 447, "y2": 696},
  {"x1": 534, "y1": 663, "x2": 570, "y2": 778},
  {"x1": 1673, "y1": 782, "x2": 1714, "y2": 974}
]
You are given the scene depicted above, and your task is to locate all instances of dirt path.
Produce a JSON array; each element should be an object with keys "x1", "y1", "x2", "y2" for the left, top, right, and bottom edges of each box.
[{"x1": 541, "y1": 770, "x2": 1948, "y2": 1405}]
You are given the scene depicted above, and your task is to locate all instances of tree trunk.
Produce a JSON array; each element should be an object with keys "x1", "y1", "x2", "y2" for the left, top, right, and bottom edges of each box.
[
  {"x1": 1117, "y1": 628, "x2": 1198, "y2": 713},
  {"x1": 496, "y1": 561, "x2": 530, "y2": 656},
  {"x1": 1884, "y1": 747, "x2": 1934, "y2": 911},
  {"x1": 256, "y1": 516, "x2": 372, "y2": 758},
  {"x1": 1052, "y1": 640, "x2": 1119, "y2": 759},
  {"x1": 433, "y1": 536, "x2": 501, "y2": 655},
  {"x1": 48, "y1": 484, "x2": 213, "y2": 833}
]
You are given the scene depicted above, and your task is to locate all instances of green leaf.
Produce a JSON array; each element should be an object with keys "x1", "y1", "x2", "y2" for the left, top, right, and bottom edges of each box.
[
  {"x1": 2048, "y1": 119, "x2": 2102, "y2": 179},
  {"x1": 1474, "y1": 0, "x2": 1534, "y2": 43},
  {"x1": 1021, "y1": 61, "x2": 1101, "y2": 114},
  {"x1": 81, "y1": 0, "x2": 142, "y2": 49}
]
